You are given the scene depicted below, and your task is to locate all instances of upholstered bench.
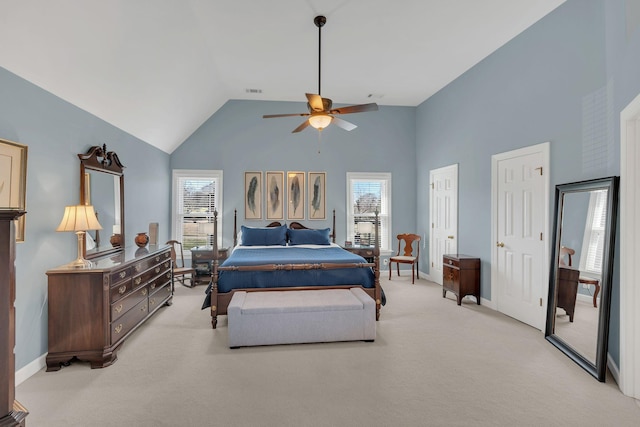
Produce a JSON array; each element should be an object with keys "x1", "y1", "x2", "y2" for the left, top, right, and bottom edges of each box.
[{"x1": 227, "y1": 288, "x2": 376, "y2": 348}]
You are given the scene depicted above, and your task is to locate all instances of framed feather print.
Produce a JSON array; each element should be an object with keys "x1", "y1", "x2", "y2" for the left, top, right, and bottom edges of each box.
[
  {"x1": 244, "y1": 171, "x2": 262, "y2": 220},
  {"x1": 308, "y1": 172, "x2": 326, "y2": 220},
  {"x1": 266, "y1": 171, "x2": 284, "y2": 220},
  {"x1": 287, "y1": 171, "x2": 305, "y2": 220}
]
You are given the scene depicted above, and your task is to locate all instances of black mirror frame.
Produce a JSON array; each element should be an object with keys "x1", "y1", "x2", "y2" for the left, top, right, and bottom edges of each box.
[
  {"x1": 545, "y1": 176, "x2": 619, "y2": 382},
  {"x1": 79, "y1": 145, "x2": 125, "y2": 260}
]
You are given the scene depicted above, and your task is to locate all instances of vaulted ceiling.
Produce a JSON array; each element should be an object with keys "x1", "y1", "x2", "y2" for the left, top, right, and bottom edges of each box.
[{"x1": 0, "y1": 0, "x2": 566, "y2": 153}]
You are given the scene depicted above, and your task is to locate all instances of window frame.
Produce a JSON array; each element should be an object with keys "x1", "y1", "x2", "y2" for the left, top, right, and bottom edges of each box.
[
  {"x1": 171, "y1": 169, "x2": 223, "y2": 258},
  {"x1": 346, "y1": 172, "x2": 392, "y2": 254},
  {"x1": 579, "y1": 189, "x2": 607, "y2": 276}
]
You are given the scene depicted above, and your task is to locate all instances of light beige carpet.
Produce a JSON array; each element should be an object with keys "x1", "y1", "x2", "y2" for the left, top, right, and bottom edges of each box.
[{"x1": 16, "y1": 276, "x2": 640, "y2": 426}]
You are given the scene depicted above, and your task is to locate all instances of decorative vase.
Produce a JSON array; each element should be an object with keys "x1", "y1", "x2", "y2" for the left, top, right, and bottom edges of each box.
[
  {"x1": 134, "y1": 232, "x2": 149, "y2": 248},
  {"x1": 110, "y1": 234, "x2": 122, "y2": 247}
]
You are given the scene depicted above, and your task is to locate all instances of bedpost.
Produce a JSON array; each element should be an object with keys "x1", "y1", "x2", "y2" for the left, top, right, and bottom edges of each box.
[
  {"x1": 233, "y1": 209, "x2": 238, "y2": 247},
  {"x1": 374, "y1": 210, "x2": 381, "y2": 320},
  {"x1": 331, "y1": 209, "x2": 336, "y2": 243},
  {"x1": 211, "y1": 210, "x2": 219, "y2": 329}
]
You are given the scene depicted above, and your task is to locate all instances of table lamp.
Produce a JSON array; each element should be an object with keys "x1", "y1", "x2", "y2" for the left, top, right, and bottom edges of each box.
[{"x1": 56, "y1": 204, "x2": 103, "y2": 268}]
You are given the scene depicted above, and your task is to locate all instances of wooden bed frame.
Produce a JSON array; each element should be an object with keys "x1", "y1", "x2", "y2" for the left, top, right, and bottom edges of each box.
[{"x1": 208, "y1": 209, "x2": 381, "y2": 328}]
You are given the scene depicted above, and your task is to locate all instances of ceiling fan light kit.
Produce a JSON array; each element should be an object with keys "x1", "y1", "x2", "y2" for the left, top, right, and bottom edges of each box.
[{"x1": 263, "y1": 15, "x2": 378, "y2": 133}]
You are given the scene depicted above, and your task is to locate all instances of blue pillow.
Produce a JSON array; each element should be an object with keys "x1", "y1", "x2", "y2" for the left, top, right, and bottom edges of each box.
[
  {"x1": 287, "y1": 228, "x2": 331, "y2": 245},
  {"x1": 240, "y1": 225, "x2": 287, "y2": 246}
]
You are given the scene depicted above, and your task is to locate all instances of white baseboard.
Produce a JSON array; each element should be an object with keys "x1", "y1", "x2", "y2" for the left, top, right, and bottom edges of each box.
[
  {"x1": 15, "y1": 353, "x2": 46, "y2": 386},
  {"x1": 608, "y1": 353, "x2": 620, "y2": 386}
]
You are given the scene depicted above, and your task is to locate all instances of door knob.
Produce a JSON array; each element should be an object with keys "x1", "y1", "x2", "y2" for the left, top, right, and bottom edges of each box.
[{"x1": 496, "y1": 242, "x2": 505, "y2": 247}]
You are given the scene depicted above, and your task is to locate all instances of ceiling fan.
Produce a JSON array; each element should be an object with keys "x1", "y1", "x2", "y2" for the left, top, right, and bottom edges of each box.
[{"x1": 263, "y1": 15, "x2": 378, "y2": 133}]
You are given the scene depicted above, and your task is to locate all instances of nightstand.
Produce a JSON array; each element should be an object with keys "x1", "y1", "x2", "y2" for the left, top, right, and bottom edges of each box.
[
  {"x1": 442, "y1": 254, "x2": 480, "y2": 306},
  {"x1": 342, "y1": 245, "x2": 375, "y2": 263},
  {"x1": 190, "y1": 246, "x2": 229, "y2": 286}
]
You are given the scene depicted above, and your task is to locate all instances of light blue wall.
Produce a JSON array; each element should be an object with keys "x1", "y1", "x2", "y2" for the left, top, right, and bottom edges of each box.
[
  {"x1": 171, "y1": 99, "x2": 417, "y2": 253},
  {"x1": 416, "y1": 0, "x2": 640, "y2": 365},
  {"x1": 0, "y1": 67, "x2": 171, "y2": 370}
]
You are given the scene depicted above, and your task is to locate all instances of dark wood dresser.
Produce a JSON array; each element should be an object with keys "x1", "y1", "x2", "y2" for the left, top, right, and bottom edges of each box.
[
  {"x1": 46, "y1": 245, "x2": 172, "y2": 371},
  {"x1": 557, "y1": 266, "x2": 579, "y2": 322},
  {"x1": 190, "y1": 246, "x2": 229, "y2": 286},
  {"x1": 442, "y1": 254, "x2": 481, "y2": 306},
  {"x1": 341, "y1": 245, "x2": 375, "y2": 263}
]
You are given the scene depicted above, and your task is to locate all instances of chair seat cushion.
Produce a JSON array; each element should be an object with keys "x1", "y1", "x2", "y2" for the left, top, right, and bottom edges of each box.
[{"x1": 390, "y1": 256, "x2": 416, "y2": 262}]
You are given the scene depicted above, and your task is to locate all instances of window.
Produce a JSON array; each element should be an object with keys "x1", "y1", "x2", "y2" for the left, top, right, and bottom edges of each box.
[
  {"x1": 579, "y1": 189, "x2": 607, "y2": 275},
  {"x1": 172, "y1": 170, "x2": 223, "y2": 254},
  {"x1": 346, "y1": 172, "x2": 392, "y2": 252}
]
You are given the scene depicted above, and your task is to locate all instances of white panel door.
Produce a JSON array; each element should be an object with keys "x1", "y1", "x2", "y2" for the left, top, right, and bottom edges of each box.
[
  {"x1": 494, "y1": 145, "x2": 547, "y2": 330},
  {"x1": 430, "y1": 164, "x2": 458, "y2": 285}
]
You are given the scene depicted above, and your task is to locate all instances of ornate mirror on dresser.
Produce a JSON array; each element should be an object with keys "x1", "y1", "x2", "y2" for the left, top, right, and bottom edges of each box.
[
  {"x1": 79, "y1": 144, "x2": 125, "y2": 259},
  {"x1": 545, "y1": 176, "x2": 619, "y2": 382}
]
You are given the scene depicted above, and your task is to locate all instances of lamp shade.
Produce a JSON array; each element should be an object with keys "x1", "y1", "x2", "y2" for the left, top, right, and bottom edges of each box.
[
  {"x1": 56, "y1": 205, "x2": 103, "y2": 232},
  {"x1": 308, "y1": 114, "x2": 332, "y2": 130},
  {"x1": 358, "y1": 222, "x2": 374, "y2": 234}
]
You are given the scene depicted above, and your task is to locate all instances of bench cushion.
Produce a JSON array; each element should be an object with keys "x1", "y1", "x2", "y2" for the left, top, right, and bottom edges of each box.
[{"x1": 228, "y1": 288, "x2": 375, "y2": 347}]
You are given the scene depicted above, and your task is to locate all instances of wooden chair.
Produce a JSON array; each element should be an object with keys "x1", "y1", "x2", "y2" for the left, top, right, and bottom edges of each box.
[
  {"x1": 166, "y1": 240, "x2": 195, "y2": 287},
  {"x1": 559, "y1": 246, "x2": 601, "y2": 308},
  {"x1": 389, "y1": 233, "x2": 421, "y2": 284}
]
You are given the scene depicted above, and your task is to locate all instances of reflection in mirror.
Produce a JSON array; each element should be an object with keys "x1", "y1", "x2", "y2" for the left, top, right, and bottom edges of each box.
[
  {"x1": 79, "y1": 145, "x2": 125, "y2": 260},
  {"x1": 545, "y1": 177, "x2": 619, "y2": 382}
]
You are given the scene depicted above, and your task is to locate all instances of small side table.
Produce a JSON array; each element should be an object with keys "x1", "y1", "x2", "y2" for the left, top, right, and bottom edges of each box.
[
  {"x1": 191, "y1": 246, "x2": 229, "y2": 286},
  {"x1": 442, "y1": 254, "x2": 480, "y2": 306},
  {"x1": 342, "y1": 245, "x2": 375, "y2": 263}
]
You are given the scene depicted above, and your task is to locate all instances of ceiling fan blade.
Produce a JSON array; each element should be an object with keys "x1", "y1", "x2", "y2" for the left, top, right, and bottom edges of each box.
[
  {"x1": 332, "y1": 117, "x2": 357, "y2": 131},
  {"x1": 263, "y1": 113, "x2": 310, "y2": 118},
  {"x1": 306, "y1": 93, "x2": 325, "y2": 112},
  {"x1": 292, "y1": 120, "x2": 311, "y2": 133},
  {"x1": 329, "y1": 103, "x2": 379, "y2": 115}
]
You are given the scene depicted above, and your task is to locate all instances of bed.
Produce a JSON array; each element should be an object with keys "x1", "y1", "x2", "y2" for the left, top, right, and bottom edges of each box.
[{"x1": 203, "y1": 210, "x2": 383, "y2": 328}]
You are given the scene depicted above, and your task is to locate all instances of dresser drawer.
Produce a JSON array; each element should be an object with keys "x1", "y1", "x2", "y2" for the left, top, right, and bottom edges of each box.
[
  {"x1": 149, "y1": 282, "x2": 172, "y2": 311},
  {"x1": 111, "y1": 285, "x2": 149, "y2": 321},
  {"x1": 443, "y1": 256, "x2": 460, "y2": 269},
  {"x1": 132, "y1": 252, "x2": 171, "y2": 274},
  {"x1": 110, "y1": 278, "x2": 133, "y2": 304},
  {"x1": 110, "y1": 267, "x2": 132, "y2": 286},
  {"x1": 132, "y1": 262, "x2": 170, "y2": 289},
  {"x1": 110, "y1": 298, "x2": 148, "y2": 345},
  {"x1": 148, "y1": 270, "x2": 172, "y2": 294}
]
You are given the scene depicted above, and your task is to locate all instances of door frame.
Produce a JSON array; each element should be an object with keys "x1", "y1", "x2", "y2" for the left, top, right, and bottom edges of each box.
[
  {"x1": 429, "y1": 163, "x2": 459, "y2": 285},
  {"x1": 489, "y1": 142, "x2": 550, "y2": 331},
  {"x1": 620, "y1": 92, "x2": 640, "y2": 399}
]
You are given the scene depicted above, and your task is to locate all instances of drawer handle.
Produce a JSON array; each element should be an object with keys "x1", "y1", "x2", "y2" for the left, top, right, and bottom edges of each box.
[
  {"x1": 141, "y1": 305, "x2": 147, "y2": 312},
  {"x1": 166, "y1": 273, "x2": 171, "y2": 279},
  {"x1": 195, "y1": 254, "x2": 202, "y2": 258},
  {"x1": 141, "y1": 289, "x2": 148, "y2": 296},
  {"x1": 135, "y1": 277, "x2": 142, "y2": 285},
  {"x1": 135, "y1": 265, "x2": 142, "y2": 272},
  {"x1": 119, "y1": 271, "x2": 127, "y2": 279},
  {"x1": 164, "y1": 261, "x2": 170, "y2": 268},
  {"x1": 150, "y1": 298, "x2": 156, "y2": 306},
  {"x1": 118, "y1": 285, "x2": 127, "y2": 294},
  {"x1": 155, "y1": 267, "x2": 160, "y2": 273},
  {"x1": 448, "y1": 260, "x2": 453, "y2": 265},
  {"x1": 151, "y1": 283, "x2": 156, "y2": 290},
  {"x1": 155, "y1": 256, "x2": 160, "y2": 262},
  {"x1": 114, "y1": 304, "x2": 123, "y2": 313},
  {"x1": 114, "y1": 324, "x2": 123, "y2": 334}
]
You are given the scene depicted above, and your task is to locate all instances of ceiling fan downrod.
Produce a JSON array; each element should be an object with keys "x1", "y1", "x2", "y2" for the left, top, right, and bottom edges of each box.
[{"x1": 314, "y1": 15, "x2": 326, "y2": 96}]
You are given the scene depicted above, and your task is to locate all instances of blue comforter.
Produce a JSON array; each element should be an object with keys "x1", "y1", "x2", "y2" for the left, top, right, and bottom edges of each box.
[{"x1": 216, "y1": 245, "x2": 375, "y2": 292}]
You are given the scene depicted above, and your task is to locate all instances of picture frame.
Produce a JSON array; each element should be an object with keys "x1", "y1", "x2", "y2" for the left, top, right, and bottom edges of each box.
[
  {"x1": 0, "y1": 138, "x2": 28, "y2": 242},
  {"x1": 244, "y1": 171, "x2": 262, "y2": 220},
  {"x1": 287, "y1": 171, "x2": 305, "y2": 220},
  {"x1": 308, "y1": 171, "x2": 326, "y2": 220},
  {"x1": 266, "y1": 171, "x2": 284, "y2": 220}
]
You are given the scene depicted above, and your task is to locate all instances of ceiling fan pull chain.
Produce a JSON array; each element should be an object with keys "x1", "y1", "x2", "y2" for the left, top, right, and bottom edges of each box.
[{"x1": 317, "y1": 128, "x2": 322, "y2": 154}]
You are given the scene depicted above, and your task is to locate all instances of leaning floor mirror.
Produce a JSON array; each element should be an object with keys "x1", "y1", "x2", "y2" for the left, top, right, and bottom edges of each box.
[{"x1": 545, "y1": 176, "x2": 619, "y2": 382}]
